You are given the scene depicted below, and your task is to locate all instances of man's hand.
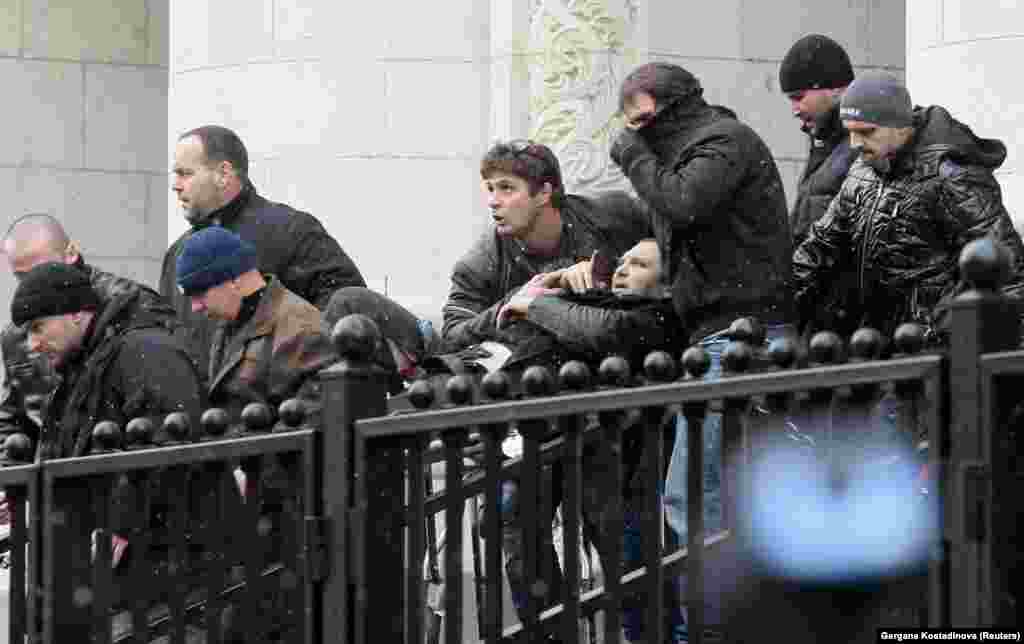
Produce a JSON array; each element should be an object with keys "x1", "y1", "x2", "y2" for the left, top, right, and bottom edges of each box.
[
  {"x1": 554, "y1": 260, "x2": 594, "y2": 293},
  {"x1": 610, "y1": 128, "x2": 647, "y2": 168},
  {"x1": 497, "y1": 294, "x2": 535, "y2": 328}
]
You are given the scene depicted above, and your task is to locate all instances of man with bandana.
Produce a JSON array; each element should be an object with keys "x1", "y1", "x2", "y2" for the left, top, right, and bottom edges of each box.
[{"x1": 162, "y1": 125, "x2": 364, "y2": 375}]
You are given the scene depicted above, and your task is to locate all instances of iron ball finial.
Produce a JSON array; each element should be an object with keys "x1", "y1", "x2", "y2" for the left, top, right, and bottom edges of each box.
[
  {"x1": 849, "y1": 327, "x2": 885, "y2": 361},
  {"x1": 3, "y1": 432, "x2": 34, "y2": 462},
  {"x1": 767, "y1": 335, "x2": 798, "y2": 369},
  {"x1": 126, "y1": 417, "x2": 156, "y2": 446},
  {"x1": 481, "y1": 370, "x2": 512, "y2": 400},
  {"x1": 598, "y1": 355, "x2": 631, "y2": 388},
  {"x1": 681, "y1": 346, "x2": 711, "y2": 379},
  {"x1": 445, "y1": 374, "x2": 475, "y2": 405},
  {"x1": 959, "y1": 237, "x2": 1012, "y2": 292},
  {"x1": 893, "y1": 322, "x2": 926, "y2": 355},
  {"x1": 91, "y1": 420, "x2": 122, "y2": 452},
  {"x1": 278, "y1": 399, "x2": 306, "y2": 428},
  {"x1": 330, "y1": 313, "x2": 381, "y2": 363},
  {"x1": 558, "y1": 360, "x2": 592, "y2": 391},
  {"x1": 521, "y1": 365, "x2": 555, "y2": 397},
  {"x1": 199, "y1": 408, "x2": 230, "y2": 437},
  {"x1": 809, "y1": 331, "x2": 844, "y2": 365},
  {"x1": 163, "y1": 412, "x2": 192, "y2": 442},
  {"x1": 643, "y1": 350, "x2": 677, "y2": 383},
  {"x1": 241, "y1": 403, "x2": 274, "y2": 432},
  {"x1": 407, "y1": 379, "x2": 436, "y2": 409}
]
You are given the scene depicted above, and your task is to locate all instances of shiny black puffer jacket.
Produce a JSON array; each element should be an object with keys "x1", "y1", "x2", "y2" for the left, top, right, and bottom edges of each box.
[{"x1": 793, "y1": 106, "x2": 1024, "y2": 340}]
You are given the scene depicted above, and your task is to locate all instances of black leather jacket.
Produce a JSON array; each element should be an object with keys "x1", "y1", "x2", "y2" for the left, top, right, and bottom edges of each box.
[{"x1": 793, "y1": 106, "x2": 1024, "y2": 340}]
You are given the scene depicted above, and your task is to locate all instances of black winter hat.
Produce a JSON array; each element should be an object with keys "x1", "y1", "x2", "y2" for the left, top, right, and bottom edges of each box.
[
  {"x1": 10, "y1": 262, "x2": 100, "y2": 326},
  {"x1": 839, "y1": 72, "x2": 913, "y2": 128},
  {"x1": 176, "y1": 226, "x2": 258, "y2": 296},
  {"x1": 779, "y1": 34, "x2": 854, "y2": 93}
]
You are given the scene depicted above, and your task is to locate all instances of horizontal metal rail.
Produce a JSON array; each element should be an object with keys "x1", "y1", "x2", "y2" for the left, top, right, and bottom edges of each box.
[
  {"x1": 0, "y1": 463, "x2": 37, "y2": 487},
  {"x1": 41, "y1": 430, "x2": 316, "y2": 480},
  {"x1": 980, "y1": 348, "x2": 1024, "y2": 377},
  {"x1": 358, "y1": 355, "x2": 942, "y2": 437}
]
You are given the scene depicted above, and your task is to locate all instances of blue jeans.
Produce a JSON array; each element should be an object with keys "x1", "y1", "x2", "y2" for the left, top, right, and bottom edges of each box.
[{"x1": 664, "y1": 325, "x2": 794, "y2": 543}]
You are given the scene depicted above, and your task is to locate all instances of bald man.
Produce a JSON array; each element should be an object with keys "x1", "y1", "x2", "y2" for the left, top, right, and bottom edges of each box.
[{"x1": 0, "y1": 214, "x2": 176, "y2": 450}]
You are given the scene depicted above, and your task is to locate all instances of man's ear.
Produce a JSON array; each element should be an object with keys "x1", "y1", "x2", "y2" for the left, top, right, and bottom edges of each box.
[{"x1": 537, "y1": 181, "x2": 553, "y2": 206}]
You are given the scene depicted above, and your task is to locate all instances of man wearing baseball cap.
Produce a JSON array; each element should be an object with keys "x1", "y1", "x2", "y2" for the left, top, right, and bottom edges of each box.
[
  {"x1": 793, "y1": 72, "x2": 1024, "y2": 343},
  {"x1": 176, "y1": 226, "x2": 337, "y2": 425},
  {"x1": 9, "y1": 262, "x2": 202, "y2": 459}
]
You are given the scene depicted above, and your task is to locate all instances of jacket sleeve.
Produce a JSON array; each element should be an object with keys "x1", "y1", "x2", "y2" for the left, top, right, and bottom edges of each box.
[
  {"x1": 111, "y1": 333, "x2": 206, "y2": 437},
  {"x1": 524, "y1": 295, "x2": 670, "y2": 356},
  {"x1": 618, "y1": 130, "x2": 749, "y2": 231},
  {"x1": 283, "y1": 215, "x2": 366, "y2": 309},
  {"x1": 791, "y1": 189, "x2": 854, "y2": 325},
  {"x1": 267, "y1": 326, "x2": 338, "y2": 427},
  {"x1": 592, "y1": 191, "x2": 655, "y2": 253},
  {"x1": 938, "y1": 161, "x2": 1024, "y2": 301},
  {"x1": 0, "y1": 326, "x2": 44, "y2": 447},
  {"x1": 441, "y1": 242, "x2": 506, "y2": 351}
]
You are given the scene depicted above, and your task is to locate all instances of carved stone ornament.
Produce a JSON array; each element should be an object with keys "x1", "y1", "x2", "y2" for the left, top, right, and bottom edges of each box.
[{"x1": 528, "y1": 0, "x2": 641, "y2": 195}]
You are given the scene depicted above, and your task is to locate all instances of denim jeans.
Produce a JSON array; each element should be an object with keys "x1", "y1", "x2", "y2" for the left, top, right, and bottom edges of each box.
[{"x1": 664, "y1": 324, "x2": 794, "y2": 543}]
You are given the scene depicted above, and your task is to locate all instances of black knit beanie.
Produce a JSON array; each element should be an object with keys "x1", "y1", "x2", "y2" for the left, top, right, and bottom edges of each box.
[
  {"x1": 10, "y1": 262, "x2": 99, "y2": 326},
  {"x1": 779, "y1": 34, "x2": 854, "y2": 93}
]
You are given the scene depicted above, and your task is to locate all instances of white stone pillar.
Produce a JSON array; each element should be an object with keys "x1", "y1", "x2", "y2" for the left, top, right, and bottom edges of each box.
[
  {"x1": 0, "y1": 0, "x2": 168, "y2": 328},
  {"x1": 169, "y1": 0, "x2": 492, "y2": 321},
  {"x1": 907, "y1": 0, "x2": 1024, "y2": 231}
]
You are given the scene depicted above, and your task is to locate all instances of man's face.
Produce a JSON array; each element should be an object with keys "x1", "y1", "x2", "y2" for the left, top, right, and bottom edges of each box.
[
  {"x1": 786, "y1": 88, "x2": 841, "y2": 135},
  {"x1": 482, "y1": 172, "x2": 546, "y2": 240},
  {"x1": 189, "y1": 280, "x2": 243, "y2": 321},
  {"x1": 26, "y1": 313, "x2": 85, "y2": 369},
  {"x1": 4, "y1": 236, "x2": 71, "y2": 280},
  {"x1": 845, "y1": 120, "x2": 911, "y2": 171},
  {"x1": 612, "y1": 240, "x2": 661, "y2": 291},
  {"x1": 623, "y1": 92, "x2": 659, "y2": 131},
  {"x1": 172, "y1": 136, "x2": 227, "y2": 222}
]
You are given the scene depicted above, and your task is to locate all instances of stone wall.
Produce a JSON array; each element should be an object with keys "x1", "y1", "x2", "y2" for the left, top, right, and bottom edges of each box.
[
  {"x1": 907, "y1": 0, "x2": 1024, "y2": 231},
  {"x1": 0, "y1": 0, "x2": 168, "y2": 330}
]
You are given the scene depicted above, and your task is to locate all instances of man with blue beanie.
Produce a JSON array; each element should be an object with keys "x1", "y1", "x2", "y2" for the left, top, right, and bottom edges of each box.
[{"x1": 176, "y1": 226, "x2": 337, "y2": 425}]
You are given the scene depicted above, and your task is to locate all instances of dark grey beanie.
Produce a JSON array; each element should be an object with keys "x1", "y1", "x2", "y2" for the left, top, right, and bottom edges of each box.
[{"x1": 839, "y1": 72, "x2": 913, "y2": 127}]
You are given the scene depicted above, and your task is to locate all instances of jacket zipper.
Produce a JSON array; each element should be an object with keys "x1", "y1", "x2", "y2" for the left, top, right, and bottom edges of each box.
[{"x1": 858, "y1": 181, "x2": 887, "y2": 299}]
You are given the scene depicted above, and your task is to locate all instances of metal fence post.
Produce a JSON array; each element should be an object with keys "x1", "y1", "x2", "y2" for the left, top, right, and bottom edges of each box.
[
  {"x1": 317, "y1": 314, "x2": 390, "y2": 644},
  {"x1": 945, "y1": 238, "x2": 1019, "y2": 627}
]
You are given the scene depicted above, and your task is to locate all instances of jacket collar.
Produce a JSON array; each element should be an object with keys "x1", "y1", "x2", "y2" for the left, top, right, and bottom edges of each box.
[
  {"x1": 208, "y1": 277, "x2": 284, "y2": 392},
  {"x1": 192, "y1": 181, "x2": 256, "y2": 230}
]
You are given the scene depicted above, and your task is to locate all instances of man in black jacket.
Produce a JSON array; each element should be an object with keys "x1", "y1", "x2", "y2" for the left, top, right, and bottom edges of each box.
[
  {"x1": 610, "y1": 62, "x2": 796, "y2": 555},
  {"x1": 780, "y1": 34, "x2": 859, "y2": 246},
  {"x1": 0, "y1": 214, "x2": 176, "y2": 449},
  {"x1": 793, "y1": 72, "x2": 1024, "y2": 342},
  {"x1": 780, "y1": 34, "x2": 862, "y2": 336},
  {"x1": 162, "y1": 125, "x2": 365, "y2": 375},
  {"x1": 9, "y1": 263, "x2": 203, "y2": 460}
]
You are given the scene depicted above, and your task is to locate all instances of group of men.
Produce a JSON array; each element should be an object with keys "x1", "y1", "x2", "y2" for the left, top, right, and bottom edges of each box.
[{"x1": 1, "y1": 32, "x2": 1023, "y2": 644}]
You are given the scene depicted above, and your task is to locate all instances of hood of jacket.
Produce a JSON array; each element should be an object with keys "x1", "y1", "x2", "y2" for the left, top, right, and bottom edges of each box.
[{"x1": 906, "y1": 105, "x2": 1006, "y2": 172}]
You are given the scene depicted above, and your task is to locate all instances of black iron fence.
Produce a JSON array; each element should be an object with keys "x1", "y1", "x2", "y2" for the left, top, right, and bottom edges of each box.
[{"x1": 0, "y1": 238, "x2": 1021, "y2": 643}]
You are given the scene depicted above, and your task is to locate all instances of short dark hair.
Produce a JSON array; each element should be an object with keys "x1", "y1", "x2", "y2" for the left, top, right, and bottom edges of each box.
[
  {"x1": 619, "y1": 62, "x2": 703, "y2": 112},
  {"x1": 179, "y1": 125, "x2": 249, "y2": 181},
  {"x1": 480, "y1": 140, "x2": 566, "y2": 208}
]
